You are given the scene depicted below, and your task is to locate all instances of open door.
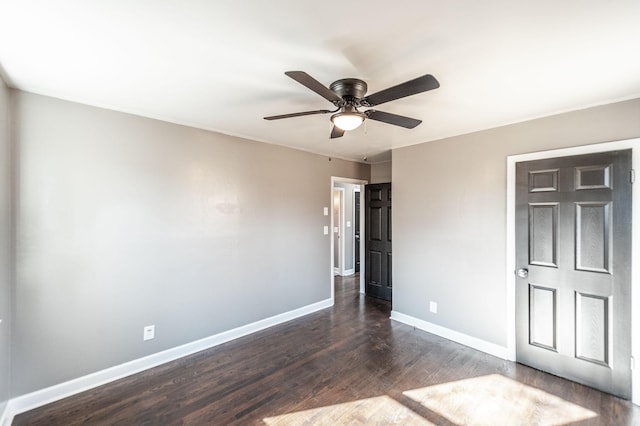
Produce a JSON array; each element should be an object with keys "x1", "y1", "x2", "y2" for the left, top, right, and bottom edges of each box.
[
  {"x1": 355, "y1": 190, "x2": 361, "y2": 273},
  {"x1": 365, "y1": 182, "x2": 392, "y2": 301}
]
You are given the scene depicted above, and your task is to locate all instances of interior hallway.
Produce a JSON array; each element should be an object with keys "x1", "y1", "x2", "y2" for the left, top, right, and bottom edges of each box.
[{"x1": 13, "y1": 275, "x2": 640, "y2": 425}]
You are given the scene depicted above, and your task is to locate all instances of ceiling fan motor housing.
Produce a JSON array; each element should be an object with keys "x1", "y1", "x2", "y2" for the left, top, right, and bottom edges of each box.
[
  {"x1": 329, "y1": 79, "x2": 368, "y2": 129},
  {"x1": 329, "y1": 78, "x2": 368, "y2": 102}
]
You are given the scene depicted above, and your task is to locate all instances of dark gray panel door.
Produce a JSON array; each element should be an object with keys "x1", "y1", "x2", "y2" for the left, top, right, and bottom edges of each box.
[
  {"x1": 365, "y1": 183, "x2": 392, "y2": 301},
  {"x1": 355, "y1": 191, "x2": 361, "y2": 273},
  {"x1": 516, "y1": 150, "x2": 632, "y2": 399}
]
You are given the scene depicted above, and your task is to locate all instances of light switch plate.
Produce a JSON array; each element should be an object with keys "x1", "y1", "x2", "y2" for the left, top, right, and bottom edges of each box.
[
  {"x1": 323, "y1": 226, "x2": 329, "y2": 235},
  {"x1": 429, "y1": 301, "x2": 438, "y2": 314},
  {"x1": 323, "y1": 207, "x2": 329, "y2": 216}
]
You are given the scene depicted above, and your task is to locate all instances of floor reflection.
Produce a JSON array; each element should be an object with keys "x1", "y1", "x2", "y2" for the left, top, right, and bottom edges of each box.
[
  {"x1": 403, "y1": 374, "x2": 597, "y2": 425},
  {"x1": 263, "y1": 395, "x2": 432, "y2": 425}
]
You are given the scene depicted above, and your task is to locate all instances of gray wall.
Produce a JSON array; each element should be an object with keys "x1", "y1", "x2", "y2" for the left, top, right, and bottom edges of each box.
[
  {"x1": 370, "y1": 161, "x2": 391, "y2": 184},
  {"x1": 393, "y1": 98, "x2": 640, "y2": 347},
  {"x1": 11, "y1": 91, "x2": 369, "y2": 396},
  {"x1": 0, "y1": 77, "x2": 12, "y2": 411}
]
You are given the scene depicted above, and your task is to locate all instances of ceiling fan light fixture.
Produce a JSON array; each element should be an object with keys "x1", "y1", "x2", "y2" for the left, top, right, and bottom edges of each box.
[{"x1": 331, "y1": 109, "x2": 365, "y2": 131}]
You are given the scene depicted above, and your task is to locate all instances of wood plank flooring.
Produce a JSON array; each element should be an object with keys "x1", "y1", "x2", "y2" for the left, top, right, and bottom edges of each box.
[{"x1": 13, "y1": 275, "x2": 640, "y2": 425}]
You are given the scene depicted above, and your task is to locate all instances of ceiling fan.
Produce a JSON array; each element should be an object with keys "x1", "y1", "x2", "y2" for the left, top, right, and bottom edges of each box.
[{"x1": 264, "y1": 71, "x2": 439, "y2": 138}]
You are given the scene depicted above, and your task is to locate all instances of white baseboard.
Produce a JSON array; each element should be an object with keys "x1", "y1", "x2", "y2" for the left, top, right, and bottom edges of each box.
[
  {"x1": 3, "y1": 298, "x2": 333, "y2": 423},
  {"x1": 334, "y1": 268, "x2": 355, "y2": 277},
  {"x1": 390, "y1": 310, "x2": 510, "y2": 360}
]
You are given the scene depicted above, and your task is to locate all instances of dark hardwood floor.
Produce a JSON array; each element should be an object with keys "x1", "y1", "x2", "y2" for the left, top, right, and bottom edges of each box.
[{"x1": 14, "y1": 275, "x2": 640, "y2": 425}]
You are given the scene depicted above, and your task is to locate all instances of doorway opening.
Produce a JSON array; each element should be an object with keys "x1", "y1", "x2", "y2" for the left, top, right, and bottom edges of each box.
[{"x1": 331, "y1": 177, "x2": 367, "y2": 301}]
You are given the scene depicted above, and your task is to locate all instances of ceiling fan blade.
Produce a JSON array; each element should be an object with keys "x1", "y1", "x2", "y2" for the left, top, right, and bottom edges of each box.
[
  {"x1": 362, "y1": 74, "x2": 439, "y2": 107},
  {"x1": 330, "y1": 126, "x2": 345, "y2": 139},
  {"x1": 285, "y1": 71, "x2": 342, "y2": 103},
  {"x1": 264, "y1": 109, "x2": 332, "y2": 120},
  {"x1": 364, "y1": 110, "x2": 422, "y2": 129}
]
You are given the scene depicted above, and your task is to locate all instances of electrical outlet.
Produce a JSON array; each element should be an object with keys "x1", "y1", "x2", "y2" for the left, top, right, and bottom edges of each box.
[
  {"x1": 429, "y1": 301, "x2": 438, "y2": 314},
  {"x1": 143, "y1": 325, "x2": 155, "y2": 341}
]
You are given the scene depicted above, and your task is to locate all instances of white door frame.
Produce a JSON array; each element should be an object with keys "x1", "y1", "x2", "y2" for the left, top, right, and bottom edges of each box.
[
  {"x1": 331, "y1": 176, "x2": 368, "y2": 302},
  {"x1": 506, "y1": 138, "x2": 640, "y2": 405},
  {"x1": 333, "y1": 187, "x2": 345, "y2": 276},
  {"x1": 354, "y1": 185, "x2": 361, "y2": 277}
]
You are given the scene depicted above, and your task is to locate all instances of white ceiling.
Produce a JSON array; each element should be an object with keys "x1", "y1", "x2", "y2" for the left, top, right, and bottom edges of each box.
[{"x1": 1, "y1": 1, "x2": 639, "y2": 163}]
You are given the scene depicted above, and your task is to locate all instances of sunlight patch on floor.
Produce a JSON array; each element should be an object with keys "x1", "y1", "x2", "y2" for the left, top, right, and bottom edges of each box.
[
  {"x1": 403, "y1": 374, "x2": 598, "y2": 426},
  {"x1": 263, "y1": 395, "x2": 433, "y2": 425}
]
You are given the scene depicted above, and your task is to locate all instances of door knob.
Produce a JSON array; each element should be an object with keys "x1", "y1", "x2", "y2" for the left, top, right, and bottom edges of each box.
[{"x1": 516, "y1": 268, "x2": 529, "y2": 278}]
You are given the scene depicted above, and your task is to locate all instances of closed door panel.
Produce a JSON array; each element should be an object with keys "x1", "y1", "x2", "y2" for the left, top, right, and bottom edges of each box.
[{"x1": 515, "y1": 150, "x2": 632, "y2": 399}]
